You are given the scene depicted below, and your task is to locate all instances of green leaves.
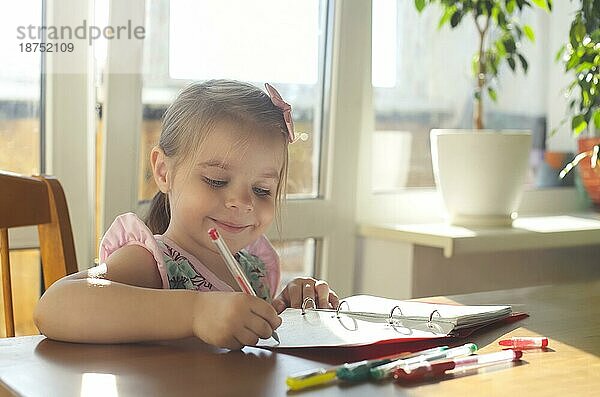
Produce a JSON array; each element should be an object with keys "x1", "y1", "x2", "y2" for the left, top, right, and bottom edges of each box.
[
  {"x1": 487, "y1": 87, "x2": 498, "y2": 102},
  {"x1": 450, "y1": 9, "x2": 464, "y2": 27},
  {"x1": 560, "y1": 3, "x2": 600, "y2": 136},
  {"x1": 523, "y1": 24, "x2": 535, "y2": 42},
  {"x1": 507, "y1": 56, "x2": 516, "y2": 71},
  {"x1": 414, "y1": 0, "x2": 426, "y2": 12},
  {"x1": 572, "y1": 114, "x2": 587, "y2": 135},
  {"x1": 437, "y1": 6, "x2": 456, "y2": 29},
  {"x1": 412, "y1": 0, "x2": 551, "y2": 128},
  {"x1": 594, "y1": 109, "x2": 600, "y2": 130},
  {"x1": 518, "y1": 53, "x2": 528, "y2": 72},
  {"x1": 530, "y1": 0, "x2": 551, "y2": 11},
  {"x1": 555, "y1": 45, "x2": 566, "y2": 62}
]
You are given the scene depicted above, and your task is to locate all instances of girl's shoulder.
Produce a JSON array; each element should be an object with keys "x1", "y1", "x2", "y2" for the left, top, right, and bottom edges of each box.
[
  {"x1": 243, "y1": 235, "x2": 281, "y2": 299},
  {"x1": 245, "y1": 235, "x2": 280, "y2": 268},
  {"x1": 99, "y1": 212, "x2": 170, "y2": 288}
]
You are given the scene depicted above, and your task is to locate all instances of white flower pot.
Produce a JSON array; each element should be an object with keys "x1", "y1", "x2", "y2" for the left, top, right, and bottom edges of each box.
[{"x1": 430, "y1": 129, "x2": 532, "y2": 227}]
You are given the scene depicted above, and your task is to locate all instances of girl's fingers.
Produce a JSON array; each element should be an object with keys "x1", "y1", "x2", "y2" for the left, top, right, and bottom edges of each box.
[
  {"x1": 271, "y1": 297, "x2": 287, "y2": 314},
  {"x1": 245, "y1": 313, "x2": 277, "y2": 339},
  {"x1": 235, "y1": 327, "x2": 260, "y2": 347},
  {"x1": 249, "y1": 297, "x2": 282, "y2": 330},
  {"x1": 288, "y1": 282, "x2": 302, "y2": 308},
  {"x1": 302, "y1": 281, "x2": 315, "y2": 308},
  {"x1": 329, "y1": 290, "x2": 340, "y2": 309},
  {"x1": 314, "y1": 280, "x2": 330, "y2": 308},
  {"x1": 224, "y1": 336, "x2": 244, "y2": 350}
]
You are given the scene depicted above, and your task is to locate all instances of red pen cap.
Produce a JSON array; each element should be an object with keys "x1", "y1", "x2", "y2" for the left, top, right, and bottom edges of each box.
[
  {"x1": 498, "y1": 336, "x2": 548, "y2": 349},
  {"x1": 208, "y1": 228, "x2": 219, "y2": 241}
]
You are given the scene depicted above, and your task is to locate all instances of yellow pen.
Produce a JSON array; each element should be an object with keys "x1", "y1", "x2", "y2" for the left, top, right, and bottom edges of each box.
[{"x1": 286, "y1": 368, "x2": 337, "y2": 391}]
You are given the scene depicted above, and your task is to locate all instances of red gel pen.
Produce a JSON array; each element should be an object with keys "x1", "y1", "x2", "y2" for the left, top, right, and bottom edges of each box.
[
  {"x1": 498, "y1": 336, "x2": 548, "y2": 349},
  {"x1": 393, "y1": 350, "x2": 523, "y2": 383},
  {"x1": 208, "y1": 228, "x2": 255, "y2": 295}
]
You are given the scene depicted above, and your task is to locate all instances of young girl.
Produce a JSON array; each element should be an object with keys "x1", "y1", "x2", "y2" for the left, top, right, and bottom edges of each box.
[{"x1": 34, "y1": 80, "x2": 339, "y2": 349}]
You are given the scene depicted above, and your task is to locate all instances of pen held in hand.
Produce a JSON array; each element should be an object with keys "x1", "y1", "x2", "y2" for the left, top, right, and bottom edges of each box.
[{"x1": 208, "y1": 228, "x2": 280, "y2": 343}]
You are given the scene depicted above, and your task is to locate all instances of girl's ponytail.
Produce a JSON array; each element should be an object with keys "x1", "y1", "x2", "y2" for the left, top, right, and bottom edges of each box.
[{"x1": 145, "y1": 191, "x2": 170, "y2": 234}]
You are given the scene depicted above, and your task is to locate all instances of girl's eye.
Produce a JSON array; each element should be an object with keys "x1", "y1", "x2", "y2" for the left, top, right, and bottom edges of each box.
[
  {"x1": 203, "y1": 177, "x2": 227, "y2": 188},
  {"x1": 253, "y1": 187, "x2": 271, "y2": 197}
]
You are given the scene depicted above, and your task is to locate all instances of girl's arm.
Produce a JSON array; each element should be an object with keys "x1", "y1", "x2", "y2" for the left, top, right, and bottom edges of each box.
[{"x1": 34, "y1": 245, "x2": 280, "y2": 348}]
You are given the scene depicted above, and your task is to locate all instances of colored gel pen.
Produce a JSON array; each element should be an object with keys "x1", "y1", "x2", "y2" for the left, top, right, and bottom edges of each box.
[
  {"x1": 499, "y1": 336, "x2": 548, "y2": 349},
  {"x1": 286, "y1": 368, "x2": 337, "y2": 391},
  {"x1": 393, "y1": 349, "x2": 523, "y2": 382},
  {"x1": 208, "y1": 228, "x2": 280, "y2": 343},
  {"x1": 336, "y1": 356, "x2": 402, "y2": 382},
  {"x1": 369, "y1": 346, "x2": 450, "y2": 380},
  {"x1": 287, "y1": 347, "x2": 446, "y2": 390},
  {"x1": 370, "y1": 343, "x2": 476, "y2": 380}
]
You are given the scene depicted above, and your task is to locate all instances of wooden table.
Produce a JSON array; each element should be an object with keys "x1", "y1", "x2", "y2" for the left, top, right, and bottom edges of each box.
[{"x1": 1, "y1": 281, "x2": 599, "y2": 396}]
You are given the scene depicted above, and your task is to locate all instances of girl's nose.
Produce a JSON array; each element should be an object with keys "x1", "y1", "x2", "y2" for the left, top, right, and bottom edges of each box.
[{"x1": 225, "y1": 190, "x2": 254, "y2": 212}]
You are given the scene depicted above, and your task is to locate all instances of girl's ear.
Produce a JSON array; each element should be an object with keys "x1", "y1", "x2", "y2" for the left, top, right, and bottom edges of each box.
[{"x1": 150, "y1": 146, "x2": 171, "y2": 193}]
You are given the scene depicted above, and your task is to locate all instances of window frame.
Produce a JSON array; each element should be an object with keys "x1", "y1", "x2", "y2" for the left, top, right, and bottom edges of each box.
[
  {"x1": 10, "y1": 0, "x2": 96, "y2": 274},
  {"x1": 97, "y1": 0, "x2": 369, "y2": 297}
]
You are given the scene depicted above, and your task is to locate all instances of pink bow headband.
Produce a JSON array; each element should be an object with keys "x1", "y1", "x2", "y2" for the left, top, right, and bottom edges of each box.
[{"x1": 264, "y1": 83, "x2": 295, "y2": 143}]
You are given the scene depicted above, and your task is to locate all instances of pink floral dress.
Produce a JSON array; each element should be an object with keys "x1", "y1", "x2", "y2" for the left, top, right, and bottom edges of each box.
[{"x1": 99, "y1": 213, "x2": 281, "y2": 300}]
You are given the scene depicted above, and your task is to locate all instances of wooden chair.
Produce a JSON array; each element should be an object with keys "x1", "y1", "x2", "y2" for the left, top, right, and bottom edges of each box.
[{"x1": 0, "y1": 171, "x2": 78, "y2": 337}]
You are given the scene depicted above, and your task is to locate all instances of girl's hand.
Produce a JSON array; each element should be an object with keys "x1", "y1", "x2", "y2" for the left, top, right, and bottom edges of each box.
[
  {"x1": 272, "y1": 277, "x2": 339, "y2": 314},
  {"x1": 191, "y1": 292, "x2": 281, "y2": 350}
]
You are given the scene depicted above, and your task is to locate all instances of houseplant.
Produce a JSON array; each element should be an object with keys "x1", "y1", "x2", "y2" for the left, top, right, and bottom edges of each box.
[
  {"x1": 557, "y1": 0, "x2": 600, "y2": 207},
  {"x1": 415, "y1": 0, "x2": 552, "y2": 226}
]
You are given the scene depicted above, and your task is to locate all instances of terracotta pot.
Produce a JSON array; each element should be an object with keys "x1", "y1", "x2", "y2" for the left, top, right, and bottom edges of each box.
[
  {"x1": 578, "y1": 137, "x2": 600, "y2": 207},
  {"x1": 544, "y1": 151, "x2": 569, "y2": 170}
]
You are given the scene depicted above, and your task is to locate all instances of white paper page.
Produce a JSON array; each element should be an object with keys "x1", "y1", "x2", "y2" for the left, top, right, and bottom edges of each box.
[
  {"x1": 256, "y1": 295, "x2": 511, "y2": 348},
  {"x1": 344, "y1": 295, "x2": 511, "y2": 326},
  {"x1": 256, "y1": 307, "x2": 453, "y2": 348}
]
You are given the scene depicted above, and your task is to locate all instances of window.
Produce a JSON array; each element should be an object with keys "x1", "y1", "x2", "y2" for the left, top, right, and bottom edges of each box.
[
  {"x1": 272, "y1": 239, "x2": 317, "y2": 294},
  {"x1": 0, "y1": 250, "x2": 41, "y2": 337},
  {"x1": 371, "y1": 0, "x2": 547, "y2": 191},
  {"x1": 138, "y1": 0, "x2": 327, "y2": 202},
  {"x1": 0, "y1": 1, "x2": 43, "y2": 175}
]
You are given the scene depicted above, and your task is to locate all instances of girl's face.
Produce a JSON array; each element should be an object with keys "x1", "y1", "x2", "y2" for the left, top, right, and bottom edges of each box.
[{"x1": 158, "y1": 120, "x2": 285, "y2": 260}]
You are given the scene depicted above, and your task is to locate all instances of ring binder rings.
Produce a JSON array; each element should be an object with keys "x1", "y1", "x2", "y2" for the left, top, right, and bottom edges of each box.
[
  {"x1": 299, "y1": 297, "x2": 503, "y2": 329},
  {"x1": 256, "y1": 294, "x2": 513, "y2": 350}
]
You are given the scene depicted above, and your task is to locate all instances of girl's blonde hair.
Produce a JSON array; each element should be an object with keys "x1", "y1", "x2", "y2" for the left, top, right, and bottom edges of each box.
[{"x1": 145, "y1": 79, "x2": 289, "y2": 234}]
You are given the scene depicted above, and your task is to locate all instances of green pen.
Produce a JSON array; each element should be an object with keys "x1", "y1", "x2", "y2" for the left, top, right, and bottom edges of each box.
[{"x1": 336, "y1": 357, "x2": 397, "y2": 382}]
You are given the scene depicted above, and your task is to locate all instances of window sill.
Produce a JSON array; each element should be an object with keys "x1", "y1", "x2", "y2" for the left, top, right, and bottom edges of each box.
[{"x1": 358, "y1": 213, "x2": 600, "y2": 258}]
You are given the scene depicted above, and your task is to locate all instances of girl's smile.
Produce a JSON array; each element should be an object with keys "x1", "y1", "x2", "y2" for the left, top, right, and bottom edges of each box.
[{"x1": 209, "y1": 217, "x2": 253, "y2": 234}]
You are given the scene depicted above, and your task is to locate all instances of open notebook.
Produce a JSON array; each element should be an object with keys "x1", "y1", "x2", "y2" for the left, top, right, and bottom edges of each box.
[{"x1": 256, "y1": 295, "x2": 512, "y2": 349}]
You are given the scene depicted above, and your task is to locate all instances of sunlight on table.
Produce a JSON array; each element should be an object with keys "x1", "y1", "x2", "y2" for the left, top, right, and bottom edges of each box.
[
  {"x1": 513, "y1": 215, "x2": 600, "y2": 232},
  {"x1": 80, "y1": 373, "x2": 118, "y2": 397}
]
